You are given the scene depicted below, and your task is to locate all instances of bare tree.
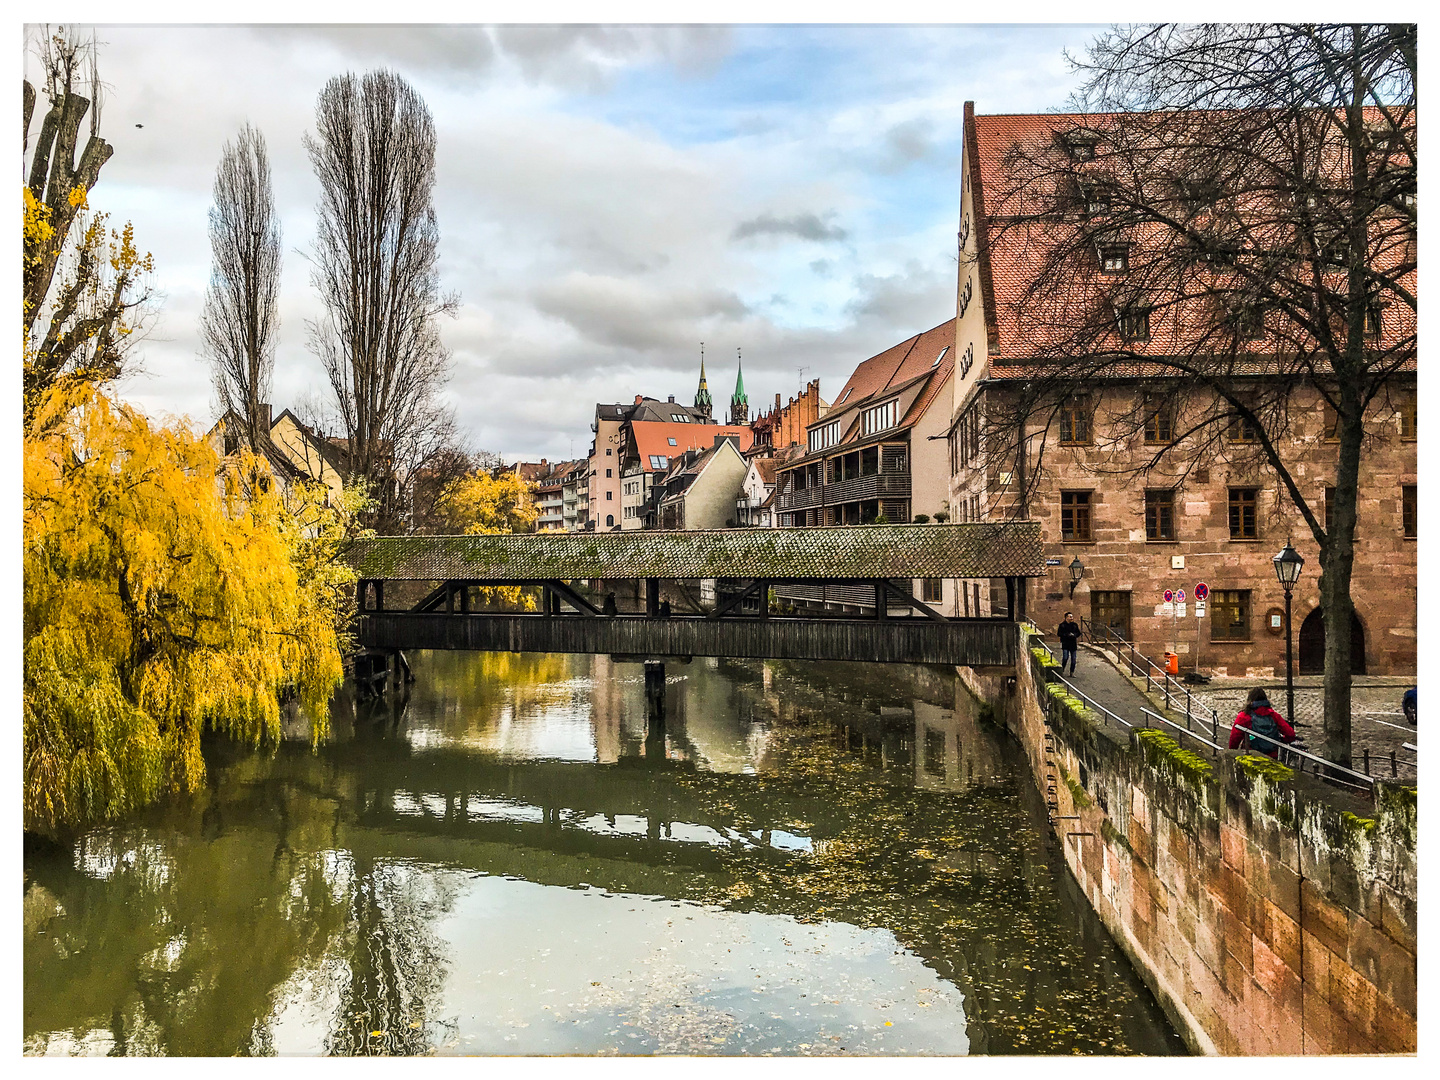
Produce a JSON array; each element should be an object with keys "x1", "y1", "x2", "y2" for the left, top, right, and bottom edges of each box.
[
  {"x1": 304, "y1": 69, "x2": 458, "y2": 529},
  {"x1": 199, "y1": 124, "x2": 281, "y2": 450},
  {"x1": 977, "y1": 24, "x2": 1415, "y2": 766},
  {"x1": 23, "y1": 25, "x2": 152, "y2": 421}
]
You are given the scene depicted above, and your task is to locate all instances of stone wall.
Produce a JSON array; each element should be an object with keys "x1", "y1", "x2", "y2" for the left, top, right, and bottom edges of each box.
[{"x1": 994, "y1": 642, "x2": 1417, "y2": 1055}]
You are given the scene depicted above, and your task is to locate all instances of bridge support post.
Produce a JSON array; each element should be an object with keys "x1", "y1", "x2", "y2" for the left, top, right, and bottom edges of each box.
[{"x1": 644, "y1": 661, "x2": 666, "y2": 759}]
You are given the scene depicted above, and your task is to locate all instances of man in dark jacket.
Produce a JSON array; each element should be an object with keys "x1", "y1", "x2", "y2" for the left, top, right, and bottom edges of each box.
[
  {"x1": 1227, "y1": 688, "x2": 1297, "y2": 759},
  {"x1": 1057, "y1": 612, "x2": 1081, "y2": 675}
]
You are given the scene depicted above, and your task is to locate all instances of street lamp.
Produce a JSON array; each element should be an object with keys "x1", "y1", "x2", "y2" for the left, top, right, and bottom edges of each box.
[
  {"x1": 1273, "y1": 539, "x2": 1305, "y2": 724},
  {"x1": 1068, "y1": 556, "x2": 1085, "y2": 598}
]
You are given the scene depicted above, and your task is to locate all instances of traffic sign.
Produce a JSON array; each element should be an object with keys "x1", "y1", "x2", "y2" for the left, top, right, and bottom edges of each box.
[
  {"x1": 1194, "y1": 582, "x2": 1209, "y2": 601},
  {"x1": 1163, "y1": 589, "x2": 1174, "y2": 603},
  {"x1": 1195, "y1": 600, "x2": 1207, "y2": 618},
  {"x1": 1177, "y1": 589, "x2": 1186, "y2": 603},
  {"x1": 1176, "y1": 602, "x2": 1187, "y2": 618}
]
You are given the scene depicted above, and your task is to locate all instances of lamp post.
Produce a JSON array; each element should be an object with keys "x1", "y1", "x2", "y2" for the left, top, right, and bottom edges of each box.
[
  {"x1": 1068, "y1": 556, "x2": 1085, "y2": 599},
  {"x1": 1273, "y1": 539, "x2": 1305, "y2": 724}
]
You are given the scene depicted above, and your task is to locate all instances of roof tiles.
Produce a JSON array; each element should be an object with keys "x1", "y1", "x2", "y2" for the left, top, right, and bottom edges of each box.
[{"x1": 346, "y1": 522, "x2": 1045, "y2": 581}]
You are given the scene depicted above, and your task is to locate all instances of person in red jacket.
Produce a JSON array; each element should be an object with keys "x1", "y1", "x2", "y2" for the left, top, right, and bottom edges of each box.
[{"x1": 1227, "y1": 687, "x2": 1297, "y2": 759}]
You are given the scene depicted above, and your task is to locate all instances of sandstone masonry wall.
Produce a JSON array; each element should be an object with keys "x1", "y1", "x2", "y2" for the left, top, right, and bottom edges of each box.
[{"x1": 994, "y1": 641, "x2": 1417, "y2": 1055}]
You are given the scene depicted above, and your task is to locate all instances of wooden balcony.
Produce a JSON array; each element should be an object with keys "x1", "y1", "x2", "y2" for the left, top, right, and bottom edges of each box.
[{"x1": 777, "y1": 470, "x2": 911, "y2": 511}]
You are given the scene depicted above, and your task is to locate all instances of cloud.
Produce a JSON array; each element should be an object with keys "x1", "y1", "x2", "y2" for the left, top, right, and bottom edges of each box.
[
  {"x1": 55, "y1": 23, "x2": 1096, "y2": 460},
  {"x1": 732, "y1": 212, "x2": 847, "y2": 244}
]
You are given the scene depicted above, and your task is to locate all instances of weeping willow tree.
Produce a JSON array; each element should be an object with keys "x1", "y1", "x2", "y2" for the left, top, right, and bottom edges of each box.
[{"x1": 22, "y1": 383, "x2": 359, "y2": 834}]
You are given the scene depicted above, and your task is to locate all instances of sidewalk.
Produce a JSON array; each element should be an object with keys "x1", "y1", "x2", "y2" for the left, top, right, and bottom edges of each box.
[{"x1": 1052, "y1": 644, "x2": 1169, "y2": 731}]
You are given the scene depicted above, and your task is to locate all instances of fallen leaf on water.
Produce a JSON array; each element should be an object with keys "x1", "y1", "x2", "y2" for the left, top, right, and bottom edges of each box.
[{"x1": 370, "y1": 1030, "x2": 383, "y2": 1037}]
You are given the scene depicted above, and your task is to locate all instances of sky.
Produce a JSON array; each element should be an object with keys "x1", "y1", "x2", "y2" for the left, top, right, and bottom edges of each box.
[{"x1": 27, "y1": 22, "x2": 1103, "y2": 462}]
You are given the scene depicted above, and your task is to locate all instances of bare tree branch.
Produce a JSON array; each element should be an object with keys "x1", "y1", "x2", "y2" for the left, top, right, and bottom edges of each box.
[
  {"x1": 200, "y1": 123, "x2": 281, "y2": 450},
  {"x1": 303, "y1": 69, "x2": 459, "y2": 530}
]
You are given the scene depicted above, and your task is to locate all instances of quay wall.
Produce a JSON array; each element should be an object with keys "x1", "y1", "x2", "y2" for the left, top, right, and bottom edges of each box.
[{"x1": 967, "y1": 641, "x2": 1418, "y2": 1055}]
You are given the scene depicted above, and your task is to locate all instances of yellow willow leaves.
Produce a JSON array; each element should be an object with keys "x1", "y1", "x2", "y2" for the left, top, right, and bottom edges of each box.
[
  {"x1": 23, "y1": 384, "x2": 353, "y2": 833},
  {"x1": 435, "y1": 467, "x2": 539, "y2": 610}
]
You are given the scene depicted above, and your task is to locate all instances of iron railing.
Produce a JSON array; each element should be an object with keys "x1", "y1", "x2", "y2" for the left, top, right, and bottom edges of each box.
[
  {"x1": 1081, "y1": 617, "x2": 1223, "y2": 735},
  {"x1": 1023, "y1": 619, "x2": 1396, "y2": 798}
]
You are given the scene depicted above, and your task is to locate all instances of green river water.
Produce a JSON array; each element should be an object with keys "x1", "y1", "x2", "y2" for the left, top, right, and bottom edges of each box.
[{"x1": 24, "y1": 651, "x2": 1183, "y2": 1056}]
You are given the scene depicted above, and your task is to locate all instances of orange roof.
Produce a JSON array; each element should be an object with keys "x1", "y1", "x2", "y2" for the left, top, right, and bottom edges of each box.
[
  {"x1": 752, "y1": 457, "x2": 778, "y2": 485},
  {"x1": 966, "y1": 105, "x2": 1416, "y2": 364},
  {"x1": 803, "y1": 319, "x2": 954, "y2": 448},
  {"x1": 629, "y1": 421, "x2": 753, "y2": 472}
]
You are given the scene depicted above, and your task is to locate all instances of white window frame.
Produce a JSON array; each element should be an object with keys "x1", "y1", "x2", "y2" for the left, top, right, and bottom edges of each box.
[{"x1": 861, "y1": 399, "x2": 899, "y2": 436}]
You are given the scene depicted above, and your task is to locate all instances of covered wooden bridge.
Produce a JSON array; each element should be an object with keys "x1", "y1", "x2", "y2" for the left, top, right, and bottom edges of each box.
[{"x1": 344, "y1": 523, "x2": 1044, "y2": 671}]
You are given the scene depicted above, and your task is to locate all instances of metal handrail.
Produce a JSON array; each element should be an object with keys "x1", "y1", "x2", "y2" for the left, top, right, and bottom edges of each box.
[
  {"x1": 1084, "y1": 617, "x2": 1223, "y2": 735},
  {"x1": 1138, "y1": 708, "x2": 1226, "y2": 754},
  {"x1": 1052, "y1": 671, "x2": 1134, "y2": 730},
  {"x1": 1207, "y1": 713, "x2": 1378, "y2": 790}
]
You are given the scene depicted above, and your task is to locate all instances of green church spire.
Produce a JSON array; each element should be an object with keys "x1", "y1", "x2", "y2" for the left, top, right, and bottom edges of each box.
[{"x1": 729, "y1": 348, "x2": 749, "y2": 424}]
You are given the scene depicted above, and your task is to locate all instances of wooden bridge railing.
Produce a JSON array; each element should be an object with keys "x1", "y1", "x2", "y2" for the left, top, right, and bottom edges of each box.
[{"x1": 357, "y1": 612, "x2": 1018, "y2": 669}]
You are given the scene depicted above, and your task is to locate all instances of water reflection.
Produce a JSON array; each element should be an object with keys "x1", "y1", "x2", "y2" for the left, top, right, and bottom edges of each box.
[{"x1": 25, "y1": 652, "x2": 1183, "y2": 1056}]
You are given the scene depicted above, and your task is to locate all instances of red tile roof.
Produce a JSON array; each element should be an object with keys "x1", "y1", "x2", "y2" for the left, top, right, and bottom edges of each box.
[
  {"x1": 967, "y1": 105, "x2": 1416, "y2": 365},
  {"x1": 803, "y1": 318, "x2": 954, "y2": 449},
  {"x1": 629, "y1": 422, "x2": 753, "y2": 472}
]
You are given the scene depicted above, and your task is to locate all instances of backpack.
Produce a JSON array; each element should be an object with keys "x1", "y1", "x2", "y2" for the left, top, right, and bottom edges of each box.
[{"x1": 1245, "y1": 708, "x2": 1281, "y2": 752}]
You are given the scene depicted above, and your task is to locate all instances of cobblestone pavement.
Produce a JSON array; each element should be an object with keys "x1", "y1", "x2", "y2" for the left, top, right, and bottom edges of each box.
[{"x1": 1193, "y1": 678, "x2": 1417, "y2": 783}]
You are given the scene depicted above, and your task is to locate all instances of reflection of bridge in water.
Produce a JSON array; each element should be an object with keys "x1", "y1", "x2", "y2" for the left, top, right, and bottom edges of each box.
[
  {"x1": 280, "y1": 655, "x2": 1027, "y2": 900},
  {"x1": 343, "y1": 525, "x2": 1044, "y2": 681}
]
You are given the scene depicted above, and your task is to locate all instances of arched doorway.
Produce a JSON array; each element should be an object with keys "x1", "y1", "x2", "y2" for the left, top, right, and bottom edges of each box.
[{"x1": 1298, "y1": 607, "x2": 1366, "y2": 675}]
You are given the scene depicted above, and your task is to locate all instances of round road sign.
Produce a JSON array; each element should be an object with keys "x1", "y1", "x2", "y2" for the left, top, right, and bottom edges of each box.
[
  {"x1": 1194, "y1": 582, "x2": 1209, "y2": 600},
  {"x1": 1177, "y1": 589, "x2": 1187, "y2": 602},
  {"x1": 1163, "y1": 589, "x2": 1174, "y2": 603}
]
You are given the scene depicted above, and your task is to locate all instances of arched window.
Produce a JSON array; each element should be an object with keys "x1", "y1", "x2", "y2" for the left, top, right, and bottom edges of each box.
[{"x1": 606, "y1": 514, "x2": 614, "y2": 527}]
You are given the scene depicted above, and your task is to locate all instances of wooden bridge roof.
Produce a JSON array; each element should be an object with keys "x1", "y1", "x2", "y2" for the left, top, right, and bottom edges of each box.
[{"x1": 344, "y1": 522, "x2": 1046, "y2": 581}]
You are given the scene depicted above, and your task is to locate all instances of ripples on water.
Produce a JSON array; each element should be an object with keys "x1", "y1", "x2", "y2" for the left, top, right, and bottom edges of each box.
[{"x1": 24, "y1": 653, "x2": 1184, "y2": 1056}]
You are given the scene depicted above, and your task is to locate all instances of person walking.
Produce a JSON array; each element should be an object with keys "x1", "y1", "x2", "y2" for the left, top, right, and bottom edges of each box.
[
  {"x1": 1057, "y1": 612, "x2": 1081, "y2": 676},
  {"x1": 1227, "y1": 688, "x2": 1297, "y2": 759}
]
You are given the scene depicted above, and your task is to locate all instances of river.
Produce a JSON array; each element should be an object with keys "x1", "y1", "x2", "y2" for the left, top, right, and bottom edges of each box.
[{"x1": 24, "y1": 652, "x2": 1184, "y2": 1056}]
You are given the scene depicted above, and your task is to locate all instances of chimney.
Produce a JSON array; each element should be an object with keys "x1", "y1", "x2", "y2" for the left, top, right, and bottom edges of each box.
[
  {"x1": 668, "y1": 394, "x2": 675, "y2": 403},
  {"x1": 634, "y1": 394, "x2": 644, "y2": 405},
  {"x1": 775, "y1": 393, "x2": 782, "y2": 413},
  {"x1": 540, "y1": 458, "x2": 547, "y2": 466}
]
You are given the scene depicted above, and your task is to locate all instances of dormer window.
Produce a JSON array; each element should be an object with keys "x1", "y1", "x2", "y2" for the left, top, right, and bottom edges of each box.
[
  {"x1": 1364, "y1": 301, "x2": 1383, "y2": 340},
  {"x1": 1117, "y1": 306, "x2": 1151, "y2": 343},
  {"x1": 861, "y1": 399, "x2": 900, "y2": 436},
  {"x1": 1079, "y1": 179, "x2": 1110, "y2": 216},
  {"x1": 1099, "y1": 244, "x2": 1129, "y2": 273},
  {"x1": 1064, "y1": 132, "x2": 1099, "y2": 161}
]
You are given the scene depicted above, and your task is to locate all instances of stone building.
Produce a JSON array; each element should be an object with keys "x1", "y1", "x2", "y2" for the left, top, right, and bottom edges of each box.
[{"x1": 948, "y1": 103, "x2": 1417, "y2": 675}]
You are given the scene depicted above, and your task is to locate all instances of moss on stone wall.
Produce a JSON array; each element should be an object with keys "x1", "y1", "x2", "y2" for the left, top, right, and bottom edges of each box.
[
  {"x1": 1030, "y1": 646, "x2": 1059, "y2": 668},
  {"x1": 1101, "y1": 817, "x2": 1133, "y2": 855},
  {"x1": 1235, "y1": 753, "x2": 1295, "y2": 783},
  {"x1": 1135, "y1": 728, "x2": 1214, "y2": 788},
  {"x1": 1058, "y1": 763, "x2": 1092, "y2": 809}
]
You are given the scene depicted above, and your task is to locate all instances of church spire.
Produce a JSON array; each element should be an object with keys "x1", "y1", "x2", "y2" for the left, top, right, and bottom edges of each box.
[
  {"x1": 729, "y1": 347, "x2": 749, "y2": 425},
  {"x1": 693, "y1": 342, "x2": 713, "y2": 422}
]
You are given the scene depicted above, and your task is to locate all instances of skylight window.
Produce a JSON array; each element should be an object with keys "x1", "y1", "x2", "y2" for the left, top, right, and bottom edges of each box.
[
  {"x1": 837, "y1": 387, "x2": 853, "y2": 405},
  {"x1": 932, "y1": 346, "x2": 950, "y2": 368},
  {"x1": 668, "y1": 437, "x2": 678, "y2": 446},
  {"x1": 648, "y1": 455, "x2": 669, "y2": 469}
]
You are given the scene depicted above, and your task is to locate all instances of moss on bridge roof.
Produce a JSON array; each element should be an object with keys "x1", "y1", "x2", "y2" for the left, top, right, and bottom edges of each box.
[{"x1": 345, "y1": 522, "x2": 1046, "y2": 581}]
